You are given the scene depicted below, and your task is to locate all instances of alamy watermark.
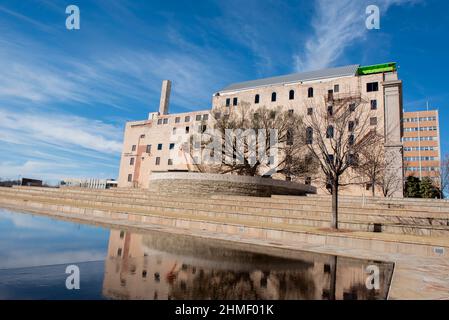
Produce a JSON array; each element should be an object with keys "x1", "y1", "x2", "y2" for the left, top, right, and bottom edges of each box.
[
  {"x1": 365, "y1": 265, "x2": 380, "y2": 290},
  {"x1": 66, "y1": 5, "x2": 80, "y2": 30},
  {"x1": 366, "y1": 5, "x2": 380, "y2": 30},
  {"x1": 65, "y1": 264, "x2": 80, "y2": 290}
]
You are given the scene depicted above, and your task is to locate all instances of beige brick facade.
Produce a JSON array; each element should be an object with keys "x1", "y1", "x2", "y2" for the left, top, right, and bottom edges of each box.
[{"x1": 118, "y1": 64, "x2": 405, "y2": 197}]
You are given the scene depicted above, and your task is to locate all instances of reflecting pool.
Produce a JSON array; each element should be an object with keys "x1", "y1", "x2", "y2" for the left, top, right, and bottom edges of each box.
[{"x1": 0, "y1": 208, "x2": 394, "y2": 300}]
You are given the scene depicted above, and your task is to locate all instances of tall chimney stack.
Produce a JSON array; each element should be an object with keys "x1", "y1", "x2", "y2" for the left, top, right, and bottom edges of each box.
[{"x1": 159, "y1": 80, "x2": 171, "y2": 115}]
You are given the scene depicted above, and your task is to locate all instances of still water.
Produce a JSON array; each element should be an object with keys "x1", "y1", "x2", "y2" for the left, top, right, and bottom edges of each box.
[{"x1": 0, "y1": 208, "x2": 394, "y2": 300}]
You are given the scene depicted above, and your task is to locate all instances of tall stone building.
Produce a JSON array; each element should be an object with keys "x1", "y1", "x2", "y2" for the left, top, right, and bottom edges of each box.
[
  {"x1": 118, "y1": 63, "x2": 404, "y2": 197},
  {"x1": 403, "y1": 109, "x2": 441, "y2": 187}
]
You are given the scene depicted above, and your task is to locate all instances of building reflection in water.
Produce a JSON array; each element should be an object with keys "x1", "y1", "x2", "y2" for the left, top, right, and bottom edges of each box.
[{"x1": 102, "y1": 229, "x2": 393, "y2": 300}]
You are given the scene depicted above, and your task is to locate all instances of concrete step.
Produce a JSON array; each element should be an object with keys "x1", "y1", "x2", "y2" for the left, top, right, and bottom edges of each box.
[
  {"x1": 1, "y1": 191, "x2": 449, "y2": 236},
  {"x1": 1, "y1": 195, "x2": 448, "y2": 259},
  {"x1": 13, "y1": 185, "x2": 449, "y2": 212},
  {"x1": 3, "y1": 187, "x2": 449, "y2": 221}
]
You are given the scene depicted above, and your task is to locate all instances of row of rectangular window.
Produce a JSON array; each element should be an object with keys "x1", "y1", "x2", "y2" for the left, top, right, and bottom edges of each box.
[
  {"x1": 224, "y1": 83, "x2": 378, "y2": 107},
  {"x1": 404, "y1": 156, "x2": 438, "y2": 161},
  {"x1": 403, "y1": 126, "x2": 437, "y2": 132},
  {"x1": 402, "y1": 136, "x2": 437, "y2": 142},
  {"x1": 404, "y1": 146, "x2": 436, "y2": 151},
  {"x1": 403, "y1": 116, "x2": 437, "y2": 122},
  {"x1": 128, "y1": 154, "x2": 175, "y2": 170},
  {"x1": 406, "y1": 167, "x2": 439, "y2": 172},
  {"x1": 131, "y1": 124, "x2": 209, "y2": 152},
  {"x1": 157, "y1": 114, "x2": 209, "y2": 125}
]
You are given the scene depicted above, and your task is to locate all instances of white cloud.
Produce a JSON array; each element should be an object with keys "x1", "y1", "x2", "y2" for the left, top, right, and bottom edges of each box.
[
  {"x1": 294, "y1": 0, "x2": 421, "y2": 71},
  {"x1": 0, "y1": 109, "x2": 123, "y2": 154}
]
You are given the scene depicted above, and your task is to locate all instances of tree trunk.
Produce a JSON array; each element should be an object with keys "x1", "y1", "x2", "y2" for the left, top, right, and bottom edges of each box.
[
  {"x1": 371, "y1": 178, "x2": 375, "y2": 197},
  {"x1": 331, "y1": 178, "x2": 339, "y2": 229}
]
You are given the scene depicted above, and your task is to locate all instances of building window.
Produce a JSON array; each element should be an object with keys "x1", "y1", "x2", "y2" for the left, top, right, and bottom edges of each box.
[
  {"x1": 226, "y1": 98, "x2": 230, "y2": 107},
  {"x1": 185, "y1": 126, "x2": 190, "y2": 134},
  {"x1": 196, "y1": 114, "x2": 202, "y2": 121},
  {"x1": 327, "y1": 105, "x2": 333, "y2": 116},
  {"x1": 155, "y1": 157, "x2": 160, "y2": 165},
  {"x1": 140, "y1": 134, "x2": 145, "y2": 139},
  {"x1": 203, "y1": 114, "x2": 209, "y2": 121},
  {"x1": 305, "y1": 177, "x2": 312, "y2": 185},
  {"x1": 307, "y1": 108, "x2": 313, "y2": 115},
  {"x1": 131, "y1": 145, "x2": 136, "y2": 152},
  {"x1": 127, "y1": 174, "x2": 132, "y2": 182},
  {"x1": 306, "y1": 127, "x2": 313, "y2": 144},
  {"x1": 175, "y1": 117, "x2": 180, "y2": 123},
  {"x1": 130, "y1": 157, "x2": 135, "y2": 165},
  {"x1": 289, "y1": 90, "x2": 295, "y2": 100},
  {"x1": 169, "y1": 143, "x2": 175, "y2": 150},
  {"x1": 168, "y1": 159, "x2": 173, "y2": 166},
  {"x1": 172, "y1": 127, "x2": 176, "y2": 134},
  {"x1": 255, "y1": 94, "x2": 260, "y2": 104},
  {"x1": 157, "y1": 143, "x2": 163, "y2": 150},
  {"x1": 185, "y1": 116, "x2": 190, "y2": 122},
  {"x1": 327, "y1": 154, "x2": 334, "y2": 164},
  {"x1": 370, "y1": 117, "x2": 378, "y2": 126},
  {"x1": 163, "y1": 118, "x2": 168, "y2": 124},
  {"x1": 371, "y1": 99, "x2": 377, "y2": 110},
  {"x1": 349, "y1": 134, "x2": 355, "y2": 146},
  {"x1": 201, "y1": 124, "x2": 207, "y2": 133},
  {"x1": 288, "y1": 109, "x2": 294, "y2": 115},
  {"x1": 349, "y1": 103, "x2": 356, "y2": 112},
  {"x1": 271, "y1": 92, "x2": 277, "y2": 102},
  {"x1": 367, "y1": 82, "x2": 379, "y2": 92},
  {"x1": 233, "y1": 97, "x2": 238, "y2": 106},
  {"x1": 146, "y1": 144, "x2": 152, "y2": 153},
  {"x1": 334, "y1": 84, "x2": 339, "y2": 93},
  {"x1": 347, "y1": 154, "x2": 357, "y2": 166},
  {"x1": 308, "y1": 87, "x2": 314, "y2": 98},
  {"x1": 326, "y1": 125, "x2": 334, "y2": 138},
  {"x1": 157, "y1": 119, "x2": 162, "y2": 125},
  {"x1": 348, "y1": 121, "x2": 354, "y2": 132},
  {"x1": 287, "y1": 129, "x2": 294, "y2": 145},
  {"x1": 117, "y1": 248, "x2": 122, "y2": 256}
]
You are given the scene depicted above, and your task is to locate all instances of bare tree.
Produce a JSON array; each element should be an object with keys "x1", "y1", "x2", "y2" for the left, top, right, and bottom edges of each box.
[
  {"x1": 356, "y1": 135, "x2": 402, "y2": 197},
  {"x1": 301, "y1": 94, "x2": 378, "y2": 229},
  {"x1": 188, "y1": 102, "x2": 318, "y2": 179}
]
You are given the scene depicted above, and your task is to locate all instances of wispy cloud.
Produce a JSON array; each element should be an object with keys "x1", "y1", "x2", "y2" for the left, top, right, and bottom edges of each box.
[
  {"x1": 294, "y1": 0, "x2": 421, "y2": 71},
  {"x1": 0, "y1": 109, "x2": 122, "y2": 181},
  {"x1": 0, "y1": 109, "x2": 123, "y2": 154},
  {"x1": 0, "y1": 4, "x2": 54, "y2": 32}
]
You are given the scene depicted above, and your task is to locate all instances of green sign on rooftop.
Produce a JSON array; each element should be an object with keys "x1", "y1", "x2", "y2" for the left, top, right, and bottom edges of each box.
[{"x1": 357, "y1": 62, "x2": 397, "y2": 75}]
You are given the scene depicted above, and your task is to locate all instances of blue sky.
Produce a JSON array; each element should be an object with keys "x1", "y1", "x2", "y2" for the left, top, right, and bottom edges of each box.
[{"x1": 0, "y1": 0, "x2": 448, "y2": 183}]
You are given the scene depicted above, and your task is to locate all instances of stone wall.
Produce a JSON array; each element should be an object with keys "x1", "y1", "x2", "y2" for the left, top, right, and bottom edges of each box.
[{"x1": 148, "y1": 172, "x2": 316, "y2": 197}]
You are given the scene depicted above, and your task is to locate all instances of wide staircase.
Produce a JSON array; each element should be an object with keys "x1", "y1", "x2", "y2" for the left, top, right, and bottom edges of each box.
[{"x1": 0, "y1": 186, "x2": 448, "y2": 256}]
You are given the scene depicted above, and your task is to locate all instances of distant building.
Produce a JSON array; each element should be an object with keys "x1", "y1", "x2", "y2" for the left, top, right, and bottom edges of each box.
[
  {"x1": 21, "y1": 178, "x2": 43, "y2": 187},
  {"x1": 118, "y1": 63, "x2": 404, "y2": 197},
  {"x1": 403, "y1": 109, "x2": 441, "y2": 187},
  {"x1": 61, "y1": 178, "x2": 118, "y2": 189}
]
